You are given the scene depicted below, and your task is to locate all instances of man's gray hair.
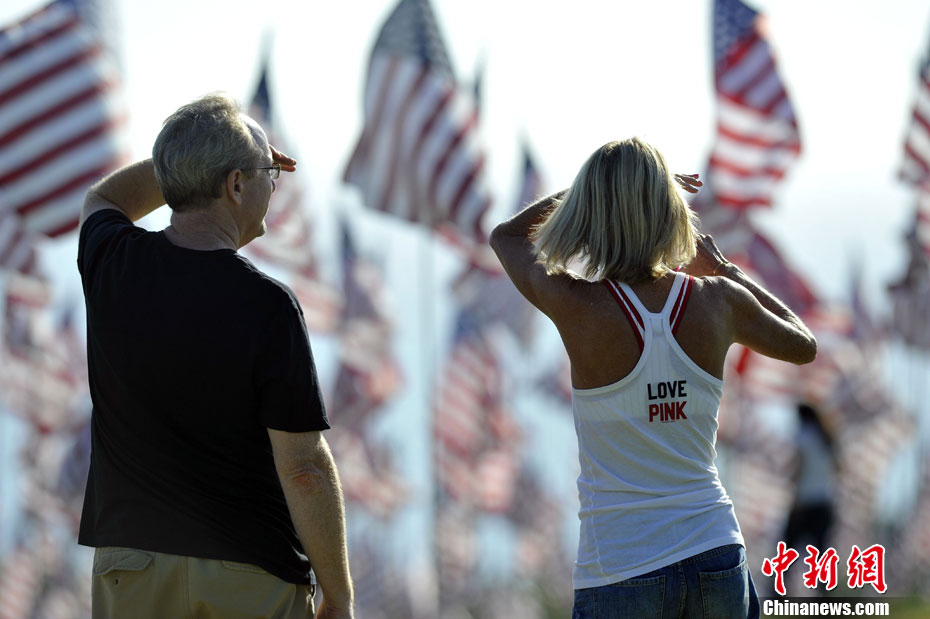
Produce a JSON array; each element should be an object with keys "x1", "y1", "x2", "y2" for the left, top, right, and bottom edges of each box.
[{"x1": 152, "y1": 93, "x2": 266, "y2": 211}]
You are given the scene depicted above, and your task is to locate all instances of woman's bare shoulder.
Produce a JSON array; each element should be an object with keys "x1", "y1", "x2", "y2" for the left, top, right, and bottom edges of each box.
[{"x1": 688, "y1": 274, "x2": 743, "y2": 309}]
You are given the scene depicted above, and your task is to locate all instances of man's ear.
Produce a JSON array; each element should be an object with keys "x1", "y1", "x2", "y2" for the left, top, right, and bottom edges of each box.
[{"x1": 225, "y1": 169, "x2": 244, "y2": 205}]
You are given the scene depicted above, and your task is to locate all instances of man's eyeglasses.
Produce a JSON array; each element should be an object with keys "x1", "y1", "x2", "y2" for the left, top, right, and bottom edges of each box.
[{"x1": 253, "y1": 163, "x2": 281, "y2": 180}]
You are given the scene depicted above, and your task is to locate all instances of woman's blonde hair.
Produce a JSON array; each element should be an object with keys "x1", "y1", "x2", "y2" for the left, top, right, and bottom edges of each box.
[{"x1": 534, "y1": 137, "x2": 698, "y2": 283}]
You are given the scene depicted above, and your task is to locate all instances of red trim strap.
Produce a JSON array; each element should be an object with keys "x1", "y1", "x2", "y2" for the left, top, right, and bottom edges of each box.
[
  {"x1": 670, "y1": 275, "x2": 694, "y2": 335},
  {"x1": 603, "y1": 280, "x2": 644, "y2": 352}
]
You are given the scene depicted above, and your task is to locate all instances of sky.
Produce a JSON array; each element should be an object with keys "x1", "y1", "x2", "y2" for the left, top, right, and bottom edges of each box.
[
  {"x1": 2, "y1": 0, "x2": 927, "y2": 308},
  {"x1": 2, "y1": 0, "x2": 930, "y2": 584}
]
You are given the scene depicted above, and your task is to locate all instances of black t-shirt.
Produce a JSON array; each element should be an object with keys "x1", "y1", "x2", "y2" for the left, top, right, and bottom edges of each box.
[{"x1": 76, "y1": 209, "x2": 330, "y2": 584}]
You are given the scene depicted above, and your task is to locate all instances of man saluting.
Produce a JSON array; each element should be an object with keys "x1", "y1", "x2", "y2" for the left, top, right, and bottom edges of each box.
[{"x1": 77, "y1": 93, "x2": 353, "y2": 619}]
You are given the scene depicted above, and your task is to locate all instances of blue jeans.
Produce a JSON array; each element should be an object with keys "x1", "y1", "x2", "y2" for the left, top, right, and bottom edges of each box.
[{"x1": 572, "y1": 544, "x2": 760, "y2": 619}]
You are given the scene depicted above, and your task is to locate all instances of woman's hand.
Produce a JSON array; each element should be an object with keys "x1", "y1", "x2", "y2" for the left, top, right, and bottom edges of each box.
[
  {"x1": 674, "y1": 173, "x2": 702, "y2": 194},
  {"x1": 270, "y1": 145, "x2": 297, "y2": 173},
  {"x1": 683, "y1": 234, "x2": 731, "y2": 278}
]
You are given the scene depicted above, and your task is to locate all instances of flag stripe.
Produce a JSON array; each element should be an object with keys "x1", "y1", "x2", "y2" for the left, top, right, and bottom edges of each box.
[
  {"x1": 375, "y1": 64, "x2": 429, "y2": 215},
  {"x1": 0, "y1": 82, "x2": 111, "y2": 147},
  {"x1": 0, "y1": 7, "x2": 74, "y2": 60},
  {"x1": 16, "y1": 164, "x2": 111, "y2": 217},
  {"x1": 362, "y1": 57, "x2": 424, "y2": 217},
  {"x1": 708, "y1": 153, "x2": 789, "y2": 180},
  {"x1": 409, "y1": 84, "x2": 454, "y2": 216},
  {"x1": 0, "y1": 216, "x2": 37, "y2": 273},
  {"x1": 715, "y1": 122, "x2": 799, "y2": 152},
  {"x1": 0, "y1": 93, "x2": 115, "y2": 174},
  {"x1": 0, "y1": 118, "x2": 117, "y2": 185},
  {"x1": 0, "y1": 43, "x2": 101, "y2": 108},
  {"x1": 900, "y1": 47, "x2": 930, "y2": 188},
  {"x1": 427, "y1": 106, "x2": 478, "y2": 209},
  {"x1": 342, "y1": 55, "x2": 400, "y2": 185},
  {"x1": 447, "y1": 153, "x2": 485, "y2": 222}
]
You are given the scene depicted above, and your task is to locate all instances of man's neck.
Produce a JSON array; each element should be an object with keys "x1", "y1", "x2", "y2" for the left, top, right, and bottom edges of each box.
[{"x1": 165, "y1": 204, "x2": 240, "y2": 251}]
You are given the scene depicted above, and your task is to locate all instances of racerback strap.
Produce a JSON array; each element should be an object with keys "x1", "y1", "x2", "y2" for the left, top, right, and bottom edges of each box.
[
  {"x1": 603, "y1": 279, "x2": 645, "y2": 352},
  {"x1": 669, "y1": 274, "x2": 694, "y2": 335}
]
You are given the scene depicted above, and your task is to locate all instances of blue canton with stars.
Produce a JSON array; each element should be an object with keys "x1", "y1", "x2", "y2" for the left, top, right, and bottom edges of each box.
[{"x1": 713, "y1": 0, "x2": 759, "y2": 67}]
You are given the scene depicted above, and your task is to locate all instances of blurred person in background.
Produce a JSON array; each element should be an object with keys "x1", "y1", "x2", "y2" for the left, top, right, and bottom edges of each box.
[
  {"x1": 784, "y1": 402, "x2": 837, "y2": 555},
  {"x1": 77, "y1": 93, "x2": 353, "y2": 619},
  {"x1": 491, "y1": 137, "x2": 817, "y2": 619}
]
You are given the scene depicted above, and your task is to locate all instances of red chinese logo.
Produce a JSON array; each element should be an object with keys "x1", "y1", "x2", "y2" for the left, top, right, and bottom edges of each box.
[
  {"x1": 761, "y1": 541, "x2": 800, "y2": 596},
  {"x1": 802, "y1": 545, "x2": 839, "y2": 591},
  {"x1": 762, "y1": 542, "x2": 888, "y2": 596},
  {"x1": 847, "y1": 544, "x2": 887, "y2": 594}
]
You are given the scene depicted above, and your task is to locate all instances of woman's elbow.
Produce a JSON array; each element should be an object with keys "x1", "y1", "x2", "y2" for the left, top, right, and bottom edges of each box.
[
  {"x1": 792, "y1": 334, "x2": 818, "y2": 365},
  {"x1": 489, "y1": 224, "x2": 506, "y2": 254}
]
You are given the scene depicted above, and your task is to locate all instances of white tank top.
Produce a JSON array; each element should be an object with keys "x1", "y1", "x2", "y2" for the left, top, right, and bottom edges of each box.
[{"x1": 571, "y1": 271, "x2": 744, "y2": 589}]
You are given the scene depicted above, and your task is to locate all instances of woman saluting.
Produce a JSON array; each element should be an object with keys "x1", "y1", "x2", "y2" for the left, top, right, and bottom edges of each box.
[{"x1": 490, "y1": 137, "x2": 816, "y2": 619}]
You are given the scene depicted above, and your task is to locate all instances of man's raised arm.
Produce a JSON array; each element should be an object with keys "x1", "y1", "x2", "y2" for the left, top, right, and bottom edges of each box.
[{"x1": 81, "y1": 158, "x2": 166, "y2": 226}]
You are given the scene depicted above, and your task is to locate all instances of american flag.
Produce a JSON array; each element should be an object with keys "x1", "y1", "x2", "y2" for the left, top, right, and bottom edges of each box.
[
  {"x1": 433, "y1": 143, "x2": 541, "y2": 510},
  {"x1": 726, "y1": 344, "x2": 799, "y2": 403},
  {"x1": 433, "y1": 323, "x2": 502, "y2": 503},
  {"x1": 846, "y1": 260, "x2": 883, "y2": 346},
  {"x1": 704, "y1": 0, "x2": 801, "y2": 210},
  {"x1": 912, "y1": 189, "x2": 930, "y2": 259},
  {"x1": 326, "y1": 221, "x2": 406, "y2": 517},
  {"x1": 889, "y1": 26, "x2": 930, "y2": 350},
  {"x1": 243, "y1": 58, "x2": 342, "y2": 333},
  {"x1": 514, "y1": 140, "x2": 544, "y2": 212},
  {"x1": 737, "y1": 227, "x2": 817, "y2": 315},
  {"x1": 435, "y1": 502, "x2": 478, "y2": 603},
  {"x1": 0, "y1": 274, "x2": 86, "y2": 433},
  {"x1": 0, "y1": 0, "x2": 125, "y2": 246},
  {"x1": 831, "y1": 408, "x2": 916, "y2": 554},
  {"x1": 0, "y1": 210, "x2": 39, "y2": 275},
  {"x1": 887, "y1": 242, "x2": 930, "y2": 350},
  {"x1": 432, "y1": 305, "x2": 523, "y2": 515},
  {"x1": 506, "y1": 468, "x2": 571, "y2": 588},
  {"x1": 343, "y1": 0, "x2": 492, "y2": 243},
  {"x1": 888, "y1": 25, "x2": 930, "y2": 350},
  {"x1": 703, "y1": 215, "x2": 818, "y2": 317},
  {"x1": 894, "y1": 454, "x2": 930, "y2": 595},
  {"x1": 327, "y1": 430, "x2": 406, "y2": 519},
  {"x1": 448, "y1": 141, "x2": 544, "y2": 349},
  {"x1": 328, "y1": 220, "x2": 402, "y2": 431},
  {"x1": 783, "y1": 316, "x2": 917, "y2": 554},
  {"x1": 900, "y1": 33, "x2": 930, "y2": 189},
  {"x1": 346, "y1": 533, "x2": 419, "y2": 619},
  {"x1": 0, "y1": 545, "x2": 41, "y2": 619},
  {"x1": 538, "y1": 350, "x2": 573, "y2": 406}
]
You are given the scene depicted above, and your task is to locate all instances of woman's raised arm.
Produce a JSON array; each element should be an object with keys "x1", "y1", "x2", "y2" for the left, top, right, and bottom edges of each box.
[
  {"x1": 685, "y1": 234, "x2": 817, "y2": 365},
  {"x1": 489, "y1": 189, "x2": 568, "y2": 314}
]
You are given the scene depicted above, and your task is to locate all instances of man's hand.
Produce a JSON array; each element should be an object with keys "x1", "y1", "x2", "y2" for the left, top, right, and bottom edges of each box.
[
  {"x1": 315, "y1": 599, "x2": 354, "y2": 619},
  {"x1": 271, "y1": 145, "x2": 297, "y2": 173}
]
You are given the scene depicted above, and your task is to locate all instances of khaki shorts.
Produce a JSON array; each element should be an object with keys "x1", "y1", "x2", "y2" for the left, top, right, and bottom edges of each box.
[{"x1": 92, "y1": 547, "x2": 315, "y2": 619}]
